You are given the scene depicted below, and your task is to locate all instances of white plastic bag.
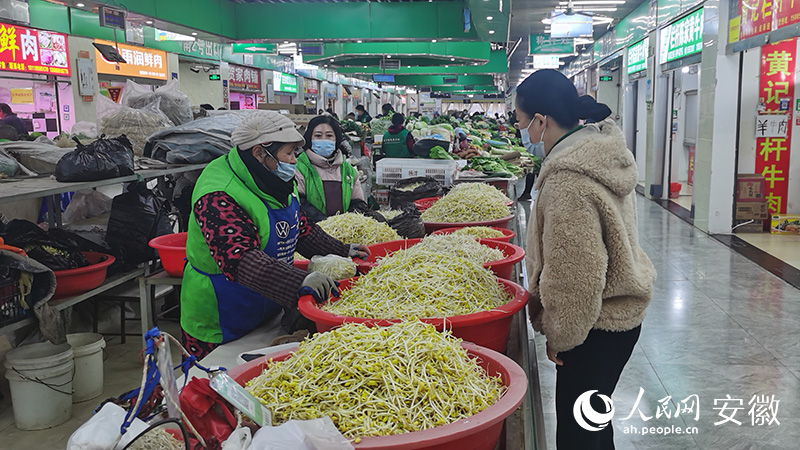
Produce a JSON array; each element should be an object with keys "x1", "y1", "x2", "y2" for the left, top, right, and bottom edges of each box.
[
  {"x1": 72, "y1": 121, "x2": 99, "y2": 139},
  {"x1": 63, "y1": 189, "x2": 113, "y2": 224},
  {"x1": 125, "y1": 79, "x2": 194, "y2": 126},
  {"x1": 97, "y1": 94, "x2": 173, "y2": 156},
  {"x1": 222, "y1": 427, "x2": 253, "y2": 450},
  {"x1": 308, "y1": 254, "x2": 357, "y2": 280},
  {"x1": 248, "y1": 417, "x2": 354, "y2": 450},
  {"x1": 66, "y1": 403, "x2": 149, "y2": 450}
]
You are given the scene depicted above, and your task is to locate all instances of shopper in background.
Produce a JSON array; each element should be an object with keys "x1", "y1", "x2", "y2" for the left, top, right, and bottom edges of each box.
[
  {"x1": 0, "y1": 104, "x2": 28, "y2": 137},
  {"x1": 0, "y1": 125, "x2": 18, "y2": 141},
  {"x1": 295, "y1": 115, "x2": 370, "y2": 223},
  {"x1": 355, "y1": 104, "x2": 372, "y2": 123},
  {"x1": 381, "y1": 113, "x2": 415, "y2": 158},
  {"x1": 181, "y1": 111, "x2": 368, "y2": 359},
  {"x1": 377, "y1": 103, "x2": 394, "y2": 118},
  {"x1": 325, "y1": 108, "x2": 339, "y2": 120},
  {"x1": 518, "y1": 69, "x2": 656, "y2": 450}
]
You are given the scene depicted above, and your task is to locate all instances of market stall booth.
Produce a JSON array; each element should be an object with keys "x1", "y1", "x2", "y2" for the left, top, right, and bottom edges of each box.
[
  {"x1": 270, "y1": 70, "x2": 297, "y2": 107},
  {"x1": 228, "y1": 64, "x2": 261, "y2": 110},
  {"x1": 176, "y1": 39, "x2": 223, "y2": 109},
  {"x1": 0, "y1": 22, "x2": 74, "y2": 138},
  {"x1": 94, "y1": 39, "x2": 168, "y2": 104}
]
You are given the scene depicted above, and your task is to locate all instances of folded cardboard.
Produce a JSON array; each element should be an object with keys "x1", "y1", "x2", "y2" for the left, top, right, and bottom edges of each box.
[
  {"x1": 735, "y1": 202, "x2": 769, "y2": 220},
  {"x1": 736, "y1": 174, "x2": 766, "y2": 202},
  {"x1": 734, "y1": 219, "x2": 765, "y2": 233}
]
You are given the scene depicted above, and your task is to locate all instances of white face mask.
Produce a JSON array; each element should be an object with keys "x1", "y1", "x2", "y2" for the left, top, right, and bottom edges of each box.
[{"x1": 520, "y1": 115, "x2": 546, "y2": 159}]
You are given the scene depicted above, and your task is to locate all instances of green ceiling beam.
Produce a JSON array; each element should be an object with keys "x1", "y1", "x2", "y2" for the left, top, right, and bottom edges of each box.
[
  {"x1": 336, "y1": 49, "x2": 507, "y2": 75},
  {"x1": 466, "y1": 0, "x2": 509, "y2": 42},
  {"x1": 234, "y1": 2, "x2": 478, "y2": 41},
  {"x1": 430, "y1": 85, "x2": 497, "y2": 93},
  {"x1": 304, "y1": 42, "x2": 491, "y2": 65},
  {"x1": 393, "y1": 74, "x2": 493, "y2": 86}
]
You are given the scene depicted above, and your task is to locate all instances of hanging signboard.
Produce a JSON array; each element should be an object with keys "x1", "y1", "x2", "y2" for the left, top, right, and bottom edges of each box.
[
  {"x1": 0, "y1": 23, "x2": 71, "y2": 77},
  {"x1": 180, "y1": 39, "x2": 222, "y2": 59},
  {"x1": 529, "y1": 34, "x2": 574, "y2": 55},
  {"x1": 533, "y1": 55, "x2": 560, "y2": 69},
  {"x1": 273, "y1": 72, "x2": 298, "y2": 93},
  {"x1": 736, "y1": 0, "x2": 800, "y2": 41},
  {"x1": 305, "y1": 78, "x2": 319, "y2": 95},
  {"x1": 659, "y1": 8, "x2": 704, "y2": 65},
  {"x1": 229, "y1": 64, "x2": 261, "y2": 91},
  {"x1": 99, "y1": 7, "x2": 126, "y2": 31},
  {"x1": 626, "y1": 38, "x2": 648, "y2": 74},
  {"x1": 95, "y1": 39, "x2": 167, "y2": 80},
  {"x1": 755, "y1": 38, "x2": 796, "y2": 214},
  {"x1": 232, "y1": 43, "x2": 277, "y2": 54}
]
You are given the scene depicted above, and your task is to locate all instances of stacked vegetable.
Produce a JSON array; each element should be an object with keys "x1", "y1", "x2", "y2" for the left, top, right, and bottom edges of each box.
[
  {"x1": 318, "y1": 213, "x2": 401, "y2": 245},
  {"x1": 324, "y1": 248, "x2": 508, "y2": 319},
  {"x1": 245, "y1": 321, "x2": 506, "y2": 438},
  {"x1": 421, "y1": 183, "x2": 511, "y2": 223}
]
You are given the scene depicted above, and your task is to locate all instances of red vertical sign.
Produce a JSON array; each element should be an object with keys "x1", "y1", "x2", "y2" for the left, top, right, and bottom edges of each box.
[
  {"x1": 775, "y1": 0, "x2": 800, "y2": 29},
  {"x1": 756, "y1": 38, "x2": 795, "y2": 214}
]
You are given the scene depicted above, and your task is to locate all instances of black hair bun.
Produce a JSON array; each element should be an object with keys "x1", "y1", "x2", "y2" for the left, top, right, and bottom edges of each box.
[{"x1": 575, "y1": 95, "x2": 612, "y2": 122}]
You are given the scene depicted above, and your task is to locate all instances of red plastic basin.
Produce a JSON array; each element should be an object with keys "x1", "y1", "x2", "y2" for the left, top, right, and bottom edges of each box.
[
  {"x1": 413, "y1": 196, "x2": 442, "y2": 212},
  {"x1": 293, "y1": 258, "x2": 309, "y2": 271},
  {"x1": 431, "y1": 226, "x2": 516, "y2": 243},
  {"x1": 227, "y1": 341, "x2": 527, "y2": 450},
  {"x1": 357, "y1": 238, "x2": 524, "y2": 280},
  {"x1": 298, "y1": 277, "x2": 529, "y2": 353},
  {"x1": 423, "y1": 215, "x2": 515, "y2": 234},
  {"x1": 53, "y1": 252, "x2": 115, "y2": 299},
  {"x1": 149, "y1": 233, "x2": 187, "y2": 277}
]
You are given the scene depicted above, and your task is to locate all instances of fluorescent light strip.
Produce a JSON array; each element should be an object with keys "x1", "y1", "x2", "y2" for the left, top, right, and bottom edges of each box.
[
  {"x1": 556, "y1": 6, "x2": 618, "y2": 11},
  {"x1": 558, "y1": 0, "x2": 625, "y2": 4}
]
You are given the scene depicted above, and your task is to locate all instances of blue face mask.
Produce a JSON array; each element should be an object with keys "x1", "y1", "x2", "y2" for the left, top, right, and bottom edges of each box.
[
  {"x1": 521, "y1": 116, "x2": 546, "y2": 159},
  {"x1": 311, "y1": 139, "x2": 337, "y2": 158},
  {"x1": 264, "y1": 152, "x2": 296, "y2": 182}
]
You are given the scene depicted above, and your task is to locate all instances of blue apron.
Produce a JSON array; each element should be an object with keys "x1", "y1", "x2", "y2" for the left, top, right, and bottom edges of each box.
[{"x1": 190, "y1": 195, "x2": 300, "y2": 343}]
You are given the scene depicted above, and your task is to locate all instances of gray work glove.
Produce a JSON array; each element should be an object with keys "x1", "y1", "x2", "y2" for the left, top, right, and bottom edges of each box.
[
  {"x1": 348, "y1": 244, "x2": 370, "y2": 260},
  {"x1": 299, "y1": 271, "x2": 340, "y2": 303}
]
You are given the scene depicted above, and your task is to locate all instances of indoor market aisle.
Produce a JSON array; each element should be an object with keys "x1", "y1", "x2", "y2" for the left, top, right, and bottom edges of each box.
[{"x1": 522, "y1": 196, "x2": 800, "y2": 450}]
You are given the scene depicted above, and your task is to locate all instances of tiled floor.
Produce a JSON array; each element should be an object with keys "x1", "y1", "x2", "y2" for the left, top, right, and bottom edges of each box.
[
  {"x1": 523, "y1": 196, "x2": 800, "y2": 450},
  {"x1": 737, "y1": 232, "x2": 800, "y2": 271},
  {"x1": 670, "y1": 194, "x2": 694, "y2": 212}
]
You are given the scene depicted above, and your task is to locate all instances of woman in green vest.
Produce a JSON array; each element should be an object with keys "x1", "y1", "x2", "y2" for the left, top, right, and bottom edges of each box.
[
  {"x1": 296, "y1": 115, "x2": 374, "y2": 223},
  {"x1": 382, "y1": 113, "x2": 415, "y2": 158},
  {"x1": 180, "y1": 111, "x2": 369, "y2": 358}
]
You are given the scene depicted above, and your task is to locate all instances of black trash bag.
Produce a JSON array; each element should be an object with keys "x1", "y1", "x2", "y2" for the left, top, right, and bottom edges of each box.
[
  {"x1": 349, "y1": 198, "x2": 387, "y2": 223},
  {"x1": 412, "y1": 138, "x2": 452, "y2": 158},
  {"x1": 389, "y1": 176, "x2": 443, "y2": 209},
  {"x1": 0, "y1": 219, "x2": 89, "y2": 271},
  {"x1": 105, "y1": 183, "x2": 173, "y2": 267},
  {"x1": 387, "y1": 203, "x2": 425, "y2": 239},
  {"x1": 54, "y1": 135, "x2": 135, "y2": 182}
]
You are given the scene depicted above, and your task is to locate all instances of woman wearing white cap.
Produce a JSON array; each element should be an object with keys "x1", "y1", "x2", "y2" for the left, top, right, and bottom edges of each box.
[{"x1": 180, "y1": 111, "x2": 369, "y2": 358}]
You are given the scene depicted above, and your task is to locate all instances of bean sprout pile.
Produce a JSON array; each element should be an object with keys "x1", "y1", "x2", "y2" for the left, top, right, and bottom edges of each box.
[
  {"x1": 421, "y1": 183, "x2": 511, "y2": 223},
  {"x1": 378, "y1": 209, "x2": 403, "y2": 220},
  {"x1": 396, "y1": 181, "x2": 426, "y2": 192},
  {"x1": 323, "y1": 248, "x2": 508, "y2": 319},
  {"x1": 245, "y1": 321, "x2": 506, "y2": 438},
  {"x1": 128, "y1": 429, "x2": 183, "y2": 450},
  {"x1": 450, "y1": 226, "x2": 506, "y2": 239},
  {"x1": 318, "y1": 213, "x2": 401, "y2": 245},
  {"x1": 412, "y1": 234, "x2": 504, "y2": 265}
]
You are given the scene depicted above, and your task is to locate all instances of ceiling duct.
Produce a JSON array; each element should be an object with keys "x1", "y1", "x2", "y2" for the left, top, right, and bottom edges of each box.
[{"x1": 380, "y1": 59, "x2": 401, "y2": 70}]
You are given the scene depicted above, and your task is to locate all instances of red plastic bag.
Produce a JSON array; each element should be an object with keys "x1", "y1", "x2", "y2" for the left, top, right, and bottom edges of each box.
[{"x1": 179, "y1": 377, "x2": 237, "y2": 450}]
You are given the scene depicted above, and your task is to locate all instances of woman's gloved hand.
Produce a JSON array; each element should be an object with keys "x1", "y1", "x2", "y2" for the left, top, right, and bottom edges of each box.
[
  {"x1": 299, "y1": 272, "x2": 340, "y2": 302},
  {"x1": 348, "y1": 244, "x2": 370, "y2": 260}
]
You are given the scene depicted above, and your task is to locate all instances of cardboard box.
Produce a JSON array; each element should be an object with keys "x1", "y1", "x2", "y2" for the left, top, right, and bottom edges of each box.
[
  {"x1": 736, "y1": 174, "x2": 766, "y2": 202},
  {"x1": 735, "y1": 202, "x2": 769, "y2": 220},
  {"x1": 734, "y1": 219, "x2": 765, "y2": 233},
  {"x1": 770, "y1": 214, "x2": 800, "y2": 235}
]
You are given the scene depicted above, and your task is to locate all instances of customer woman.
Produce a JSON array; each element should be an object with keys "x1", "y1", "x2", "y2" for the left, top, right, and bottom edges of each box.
[
  {"x1": 519, "y1": 69, "x2": 656, "y2": 449},
  {"x1": 181, "y1": 111, "x2": 369, "y2": 358},
  {"x1": 295, "y1": 115, "x2": 372, "y2": 223}
]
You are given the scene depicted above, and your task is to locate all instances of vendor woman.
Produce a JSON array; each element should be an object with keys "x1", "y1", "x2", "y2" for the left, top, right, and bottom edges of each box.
[
  {"x1": 181, "y1": 111, "x2": 369, "y2": 358},
  {"x1": 295, "y1": 115, "x2": 370, "y2": 223}
]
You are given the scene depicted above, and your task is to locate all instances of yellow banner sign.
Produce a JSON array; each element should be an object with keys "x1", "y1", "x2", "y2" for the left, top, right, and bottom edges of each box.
[{"x1": 11, "y1": 88, "x2": 33, "y2": 104}]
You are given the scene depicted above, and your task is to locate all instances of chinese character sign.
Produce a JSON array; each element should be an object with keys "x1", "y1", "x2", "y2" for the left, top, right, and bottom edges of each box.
[
  {"x1": 739, "y1": 0, "x2": 800, "y2": 39},
  {"x1": 94, "y1": 39, "x2": 167, "y2": 80},
  {"x1": 756, "y1": 39, "x2": 795, "y2": 214},
  {"x1": 0, "y1": 23, "x2": 70, "y2": 77},
  {"x1": 229, "y1": 64, "x2": 260, "y2": 91}
]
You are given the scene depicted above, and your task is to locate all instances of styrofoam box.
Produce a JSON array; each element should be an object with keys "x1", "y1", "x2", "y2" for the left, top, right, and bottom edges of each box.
[{"x1": 376, "y1": 158, "x2": 460, "y2": 186}]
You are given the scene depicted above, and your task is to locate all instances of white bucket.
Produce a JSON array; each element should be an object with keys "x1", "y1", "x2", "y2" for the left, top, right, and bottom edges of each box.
[
  {"x1": 67, "y1": 333, "x2": 106, "y2": 403},
  {"x1": 4, "y1": 342, "x2": 74, "y2": 430}
]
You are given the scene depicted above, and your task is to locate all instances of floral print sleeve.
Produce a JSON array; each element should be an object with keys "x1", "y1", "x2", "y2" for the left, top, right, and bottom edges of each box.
[{"x1": 193, "y1": 191, "x2": 260, "y2": 281}]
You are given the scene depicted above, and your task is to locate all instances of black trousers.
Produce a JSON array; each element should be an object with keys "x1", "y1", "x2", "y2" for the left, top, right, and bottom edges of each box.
[{"x1": 555, "y1": 325, "x2": 641, "y2": 450}]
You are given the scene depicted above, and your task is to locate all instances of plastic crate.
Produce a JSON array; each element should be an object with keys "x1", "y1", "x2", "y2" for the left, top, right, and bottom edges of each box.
[
  {"x1": 0, "y1": 271, "x2": 29, "y2": 328},
  {"x1": 376, "y1": 158, "x2": 459, "y2": 186}
]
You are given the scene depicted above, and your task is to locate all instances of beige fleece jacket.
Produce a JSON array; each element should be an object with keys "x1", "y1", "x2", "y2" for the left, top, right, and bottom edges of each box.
[{"x1": 526, "y1": 118, "x2": 656, "y2": 353}]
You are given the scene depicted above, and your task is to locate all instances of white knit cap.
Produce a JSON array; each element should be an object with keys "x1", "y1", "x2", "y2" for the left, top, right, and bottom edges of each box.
[{"x1": 231, "y1": 111, "x2": 305, "y2": 150}]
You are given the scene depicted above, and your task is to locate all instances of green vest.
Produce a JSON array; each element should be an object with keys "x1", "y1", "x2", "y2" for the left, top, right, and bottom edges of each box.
[
  {"x1": 382, "y1": 129, "x2": 412, "y2": 158},
  {"x1": 296, "y1": 151, "x2": 357, "y2": 214},
  {"x1": 181, "y1": 148, "x2": 299, "y2": 343}
]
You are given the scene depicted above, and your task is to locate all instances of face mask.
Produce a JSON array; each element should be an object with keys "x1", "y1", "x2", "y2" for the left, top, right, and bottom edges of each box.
[
  {"x1": 311, "y1": 139, "x2": 337, "y2": 158},
  {"x1": 521, "y1": 115, "x2": 547, "y2": 159},
  {"x1": 264, "y1": 152, "x2": 296, "y2": 182}
]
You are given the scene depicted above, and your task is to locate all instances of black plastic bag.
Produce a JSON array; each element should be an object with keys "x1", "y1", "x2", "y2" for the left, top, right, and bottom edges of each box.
[
  {"x1": 349, "y1": 198, "x2": 387, "y2": 223},
  {"x1": 105, "y1": 183, "x2": 173, "y2": 266},
  {"x1": 387, "y1": 203, "x2": 425, "y2": 239},
  {"x1": 1, "y1": 219, "x2": 89, "y2": 271},
  {"x1": 389, "y1": 176, "x2": 443, "y2": 209},
  {"x1": 412, "y1": 139, "x2": 451, "y2": 158},
  {"x1": 54, "y1": 135, "x2": 135, "y2": 182}
]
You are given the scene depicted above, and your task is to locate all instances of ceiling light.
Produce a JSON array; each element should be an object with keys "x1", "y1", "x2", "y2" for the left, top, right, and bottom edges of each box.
[
  {"x1": 284, "y1": 41, "x2": 289, "y2": 44},
  {"x1": 432, "y1": 39, "x2": 437, "y2": 43},
  {"x1": 488, "y1": 30, "x2": 495, "y2": 34},
  {"x1": 558, "y1": 0, "x2": 625, "y2": 4},
  {"x1": 487, "y1": 16, "x2": 493, "y2": 20},
  {"x1": 76, "y1": 2, "x2": 85, "y2": 6},
  {"x1": 445, "y1": 65, "x2": 449, "y2": 68},
  {"x1": 330, "y1": 59, "x2": 334, "y2": 62},
  {"x1": 542, "y1": 18, "x2": 552, "y2": 24},
  {"x1": 364, "y1": 66, "x2": 368, "y2": 68},
  {"x1": 324, "y1": 65, "x2": 328, "y2": 67},
  {"x1": 357, "y1": 40, "x2": 362, "y2": 43},
  {"x1": 682, "y1": 66, "x2": 690, "y2": 73},
  {"x1": 450, "y1": 57, "x2": 455, "y2": 61},
  {"x1": 387, "y1": 55, "x2": 392, "y2": 58},
  {"x1": 464, "y1": 73, "x2": 467, "y2": 76},
  {"x1": 191, "y1": 32, "x2": 198, "y2": 36},
  {"x1": 145, "y1": 20, "x2": 153, "y2": 25}
]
